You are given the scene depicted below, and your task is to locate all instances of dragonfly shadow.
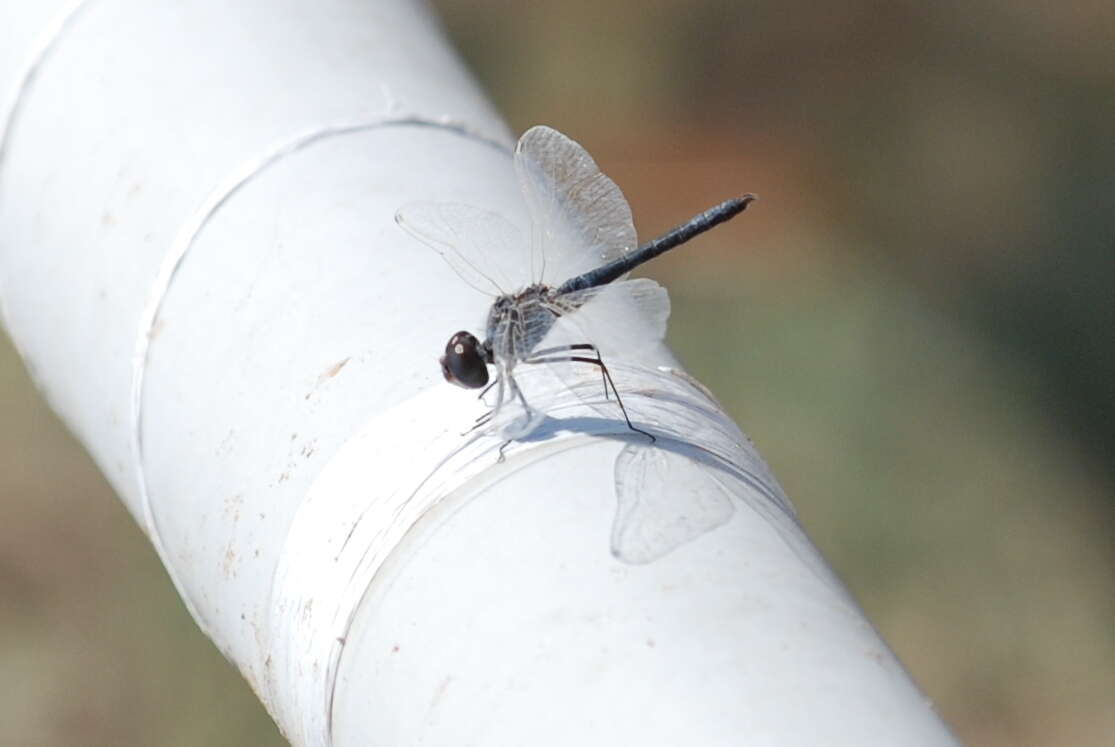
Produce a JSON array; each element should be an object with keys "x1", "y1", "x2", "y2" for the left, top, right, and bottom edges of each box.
[{"x1": 503, "y1": 411, "x2": 654, "y2": 449}]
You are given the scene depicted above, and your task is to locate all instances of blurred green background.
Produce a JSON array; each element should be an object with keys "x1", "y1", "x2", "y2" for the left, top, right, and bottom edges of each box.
[{"x1": 2, "y1": 0, "x2": 1113, "y2": 744}]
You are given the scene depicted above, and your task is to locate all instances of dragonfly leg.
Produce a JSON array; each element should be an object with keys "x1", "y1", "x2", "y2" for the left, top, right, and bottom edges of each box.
[
  {"x1": 508, "y1": 374, "x2": 533, "y2": 413},
  {"x1": 526, "y1": 343, "x2": 609, "y2": 399},
  {"x1": 523, "y1": 350, "x2": 655, "y2": 444},
  {"x1": 495, "y1": 375, "x2": 539, "y2": 461},
  {"x1": 477, "y1": 376, "x2": 499, "y2": 401},
  {"x1": 463, "y1": 375, "x2": 504, "y2": 435},
  {"x1": 470, "y1": 374, "x2": 502, "y2": 426}
]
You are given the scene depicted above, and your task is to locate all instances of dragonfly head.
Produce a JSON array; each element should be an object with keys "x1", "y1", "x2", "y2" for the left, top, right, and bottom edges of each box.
[{"x1": 440, "y1": 331, "x2": 490, "y2": 389}]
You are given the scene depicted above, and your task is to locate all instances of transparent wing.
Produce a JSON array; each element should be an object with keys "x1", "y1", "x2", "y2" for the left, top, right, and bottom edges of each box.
[
  {"x1": 540, "y1": 277, "x2": 670, "y2": 358},
  {"x1": 395, "y1": 202, "x2": 523, "y2": 296},
  {"x1": 515, "y1": 126, "x2": 637, "y2": 286},
  {"x1": 610, "y1": 443, "x2": 737, "y2": 564}
]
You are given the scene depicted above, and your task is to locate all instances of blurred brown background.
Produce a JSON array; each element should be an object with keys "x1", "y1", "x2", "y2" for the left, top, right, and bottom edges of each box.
[{"x1": 2, "y1": 0, "x2": 1113, "y2": 744}]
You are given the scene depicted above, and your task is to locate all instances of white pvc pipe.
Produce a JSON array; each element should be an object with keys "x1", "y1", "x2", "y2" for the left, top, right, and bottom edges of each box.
[{"x1": 0, "y1": 1, "x2": 959, "y2": 745}]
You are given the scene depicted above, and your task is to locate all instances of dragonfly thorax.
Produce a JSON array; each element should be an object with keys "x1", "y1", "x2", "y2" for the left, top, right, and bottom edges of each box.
[{"x1": 484, "y1": 284, "x2": 562, "y2": 368}]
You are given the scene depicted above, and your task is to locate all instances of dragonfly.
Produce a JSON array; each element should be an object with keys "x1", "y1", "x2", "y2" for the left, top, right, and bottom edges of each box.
[{"x1": 395, "y1": 125, "x2": 754, "y2": 445}]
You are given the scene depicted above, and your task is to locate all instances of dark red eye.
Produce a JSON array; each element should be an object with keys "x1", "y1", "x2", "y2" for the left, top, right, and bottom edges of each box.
[{"x1": 440, "y1": 331, "x2": 489, "y2": 389}]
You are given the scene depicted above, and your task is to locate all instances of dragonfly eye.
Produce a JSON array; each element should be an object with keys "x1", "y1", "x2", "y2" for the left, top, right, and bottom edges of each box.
[{"x1": 440, "y1": 331, "x2": 489, "y2": 389}]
